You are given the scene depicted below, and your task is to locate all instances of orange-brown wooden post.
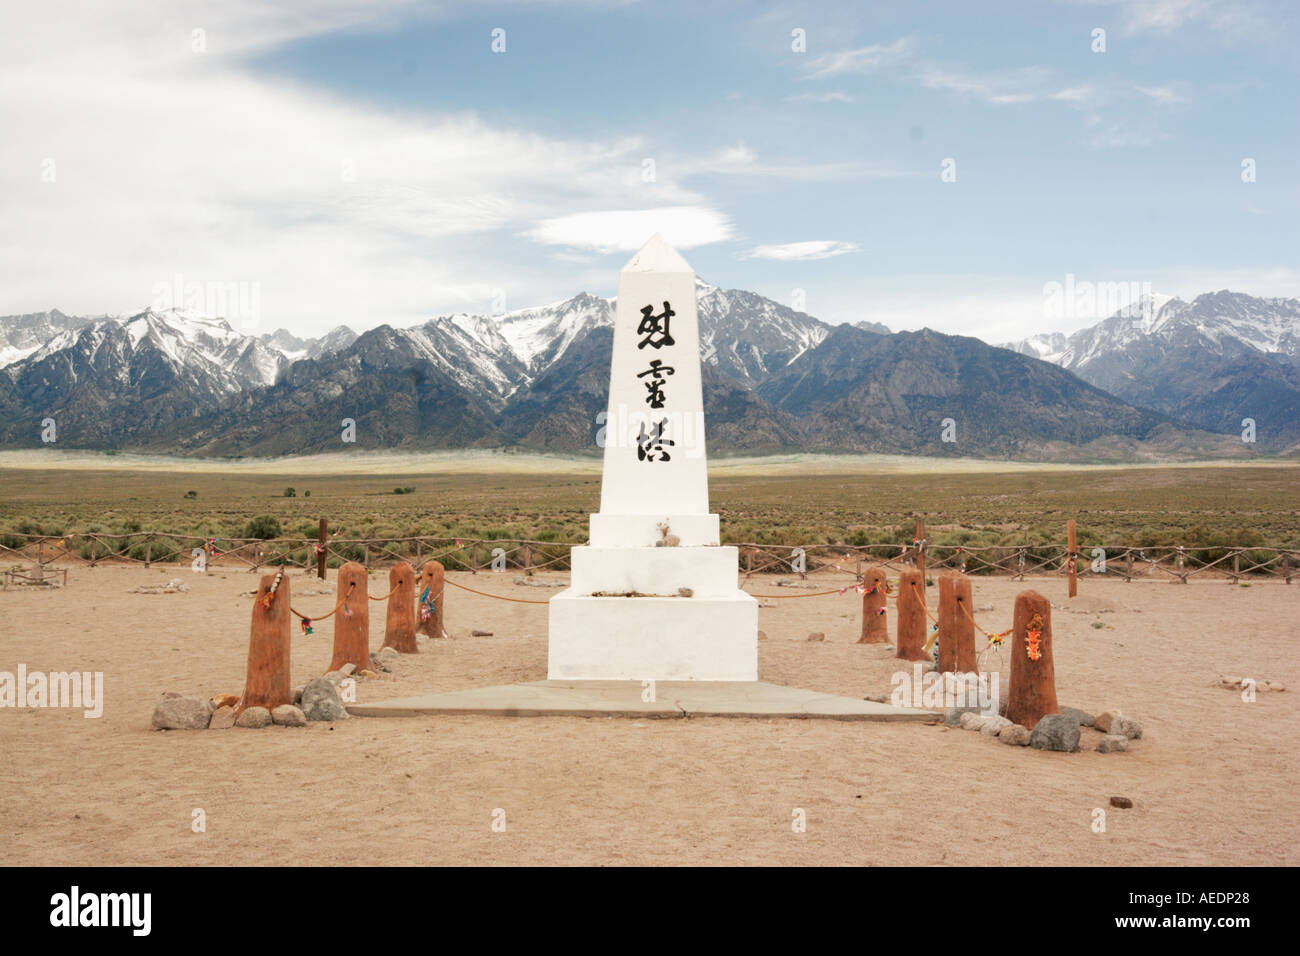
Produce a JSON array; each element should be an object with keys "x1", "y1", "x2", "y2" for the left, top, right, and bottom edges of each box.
[
  {"x1": 327, "y1": 561, "x2": 370, "y2": 672},
  {"x1": 895, "y1": 568, "x2": 929, "y2": 661},
  {"x1": 241, "y1": 571, "x2": 292, "y2": 712},
  {"x1": 1004, "y1": 590, "x2": 1059, "y2": 729},
  {"x1": 417, "y1": 560, "x2": 446, "y2": 640},
  {"x1": 857, "y1": 567, "x2": 889, "y2": 644},
  {"x1": 936, "y1": 572, "x2": 977, "y2": 673},
  {"x1": 384, "y1": 560, "x2": 418, "y2": 653},
  {"x1": 1066, "y1": 519, "x2": 1078, "y2": 598}
]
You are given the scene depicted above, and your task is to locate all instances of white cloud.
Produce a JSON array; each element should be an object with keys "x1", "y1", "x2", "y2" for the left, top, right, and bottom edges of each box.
[
  {"x1": 740, "y1": 241, "x2": 861, "y2": 262},
  {"x1": 0, "y1": 0, "x2": 713, "y2": 334},
  {"x1": 783, "y1": 91, "x2": 856, "y2": 104},
  {"x1": 528, "y1": 207, "x2": 735, "y2": 253},
  {"x1": 803, "y1": 38, "x2": 914, "y2": 79},
  {"x1": 1135, "y1": 84, "x2": 1187, "y2": 104}
]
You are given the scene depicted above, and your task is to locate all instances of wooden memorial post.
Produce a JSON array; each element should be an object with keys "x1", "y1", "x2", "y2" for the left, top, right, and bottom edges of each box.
[
  {"x1": 417, "y1": 560, "x2": 446, "y2": 640},
  {"x1": 895, "y1": 568, "x2": 929, "y2": 662},
  {"x1": 327, "y1": 561, "x2": 370, "y2": 672},
  {"x1": 241, "y1": 570, "x2": 292, "y2": 712},
  {"x1": 936, "y1": 572, "x2": 977, "y2": 672},
  {"x1": 857, "y1": 567, "x2": 890, "y2": 644},
  {"x1": 384, "y1": 560, "x2": 418, "y2": 653},
  {"x1": 1004, "y1": 589, "x2": 1059, "y2": 729}
]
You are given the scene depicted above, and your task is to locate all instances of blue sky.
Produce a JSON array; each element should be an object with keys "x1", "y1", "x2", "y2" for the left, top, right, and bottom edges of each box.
[{"x1": 2, "y1": 0, "x2": 1297, "y2": 340}]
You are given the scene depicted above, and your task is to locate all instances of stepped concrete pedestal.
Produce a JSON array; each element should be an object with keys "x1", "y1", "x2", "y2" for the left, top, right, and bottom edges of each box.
[{"x1": 546, "y1": 235, "x2": 757, "y2": 682}]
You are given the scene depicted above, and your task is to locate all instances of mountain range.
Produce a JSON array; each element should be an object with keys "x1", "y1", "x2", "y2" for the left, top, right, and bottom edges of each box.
[{"x1": 1, "y1": 285, "x2": 1296, "y2": 460}]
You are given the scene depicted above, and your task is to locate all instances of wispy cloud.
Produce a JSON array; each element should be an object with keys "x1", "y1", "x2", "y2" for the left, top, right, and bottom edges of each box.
[
  {"x1": 740, "y1": 241, "x2": 861, "y2": 262},
  {"x1": 803, "y1": 38, "x2": 914, "y2": 79},
  {"x1": 1135, "y1": 84, "x2": 1188, "y2": 104},
  {"x1": 783, "y1": 91, "x2": 856, "y2": 104},
  {"x1": 529, "y1": 207, "x2": 734, "y2": 254}
]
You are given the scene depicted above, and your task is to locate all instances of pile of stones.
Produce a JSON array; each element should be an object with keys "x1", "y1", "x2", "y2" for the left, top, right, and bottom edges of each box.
[
  {"x1": 150, "y1": 646, "x2": 404, "y2": 730},
  {"x1": 943, "y1": 705, "x2": 1143, "y2": 754}
]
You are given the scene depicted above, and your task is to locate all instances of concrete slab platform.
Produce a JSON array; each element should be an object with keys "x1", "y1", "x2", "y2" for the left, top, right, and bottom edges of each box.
[{"x1": 348, "y1": 680, "x2": 939, "y2": 722}]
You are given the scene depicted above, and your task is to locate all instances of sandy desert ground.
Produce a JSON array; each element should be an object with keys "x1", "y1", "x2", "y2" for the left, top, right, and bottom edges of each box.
[{"x1": 2, "y1": 564, "x2": 1297, "y2": 866}]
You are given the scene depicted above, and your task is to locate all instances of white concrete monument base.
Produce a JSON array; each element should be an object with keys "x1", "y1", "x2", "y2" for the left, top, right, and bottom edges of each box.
[{"x1": 548, "y1": 589, "x2": 757, "y2": 681}]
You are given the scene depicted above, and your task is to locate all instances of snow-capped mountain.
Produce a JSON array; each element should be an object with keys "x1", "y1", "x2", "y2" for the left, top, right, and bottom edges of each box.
[
  {"x1": 0, "y1": 309, "x2": 95, "y2": 368},
  {"x1": 1003, "y1": 292, "x2": 1300, "y2": 369},
  {"x1": 259, "y1": 325, "x2": 358, "y2": 361},
  {"x1": 0, "y1": 286, "x2": 1288, "y2": 456},
  {"x1": 1002, "y1": 291, "x2": 1300, "y2": 444}
]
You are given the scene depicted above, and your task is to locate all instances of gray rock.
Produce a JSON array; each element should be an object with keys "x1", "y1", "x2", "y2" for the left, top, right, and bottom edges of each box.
[
  {"x1": 998, "y1": 724, "x2": 1031, "y2": 746},
  {"x1": 152, "y1": 696, "x2": 212, "y2": 730},
  {"x1": 1097, "y1": 734, "x2": 1129, "y2": 753},
  {"x1": 1060, "y1": 706, "x2": 1095, "y2": 727},
  {"x1": 1095, "y1": 710, "x2": 1142, "y2": 739},
  {"x1": 208, "y1": 705, "x2": 237, "y2": 729},
  {"x1": 378, "y1": 646, "x2": 400, "y2": 660},
  {"x1": 292, "y1": 685, "x2": 305, "y2": 705},
  {"x1": 1029, "y1": 713, "x2": 1081, "y2": 752},
  {"x1": 271, "y1": 704, "x2": 307, "y2": 727},
  {"x1": 235, "y1": 706, "x2": 272, "y2": 728},
  {"x1": 323, "y1": 670, "x2": 345, "y2": 685},
  {"x1": 944, "y1": 705, "x2": 983, "y2": 727},
  {"x1": 301, "y1": 678, "x2": 349, "y2": 722},
  {"x1": 959, "y1": 712, "x2": 988, "y2": 732},
  {"x1": 980, "y1": 715, "x2": 1013, "y2": 736},
  {"x1": 161, "y1": 691, "x2": 183, "y2": 699},
  {"x1": 339, "y1": 662, "x2": 356, "y2": 676},
  {"x1": 677, "y1": 587, "x2": 694, "y2": 598},
  {"x1": 1112, "y1": 714, "x2": 1143, "y2": 739}
]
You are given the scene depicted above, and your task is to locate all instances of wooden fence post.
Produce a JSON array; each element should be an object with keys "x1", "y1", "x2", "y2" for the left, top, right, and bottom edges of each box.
[
  {"x1": 1125, "y1": 549, "x2": 1133, "y2": 583},
  {"x1": 1005, "y1": 589, "x2": 1059, "y2": 730},
  {"x1": 327, "y1": 562, "x2": 370, "y2": 673},
  {"x1": 915, "y1": 518, "x2": 926, "y2": 586},
  {"x1": 417, "y1": 560, "x2": 446, "y2": 640},
  {"x1": 895, "y1": 568, "x2": 929, "y2": 662},
  {"x1": 937, "y1": 572, "x2": 977, "y2": 673},
  {"x1": 317, "y1": 519, "x2": 327, "y2": 580},
  {"x1": 241, "y1": 571, "x2": 292, "y2": 712},
  {"x1": 384, "y1": 561, "x2": 418, "y2": 653},
  {"x1": 1066, "y1": 519, "x2": 1078, "y2": 598},
  {"x1": 857, "y1": 567, "x2": 889, "y2": 644},
  {"x1": 1231, "y1": 550, "x2": 1240, "y2": 584}
]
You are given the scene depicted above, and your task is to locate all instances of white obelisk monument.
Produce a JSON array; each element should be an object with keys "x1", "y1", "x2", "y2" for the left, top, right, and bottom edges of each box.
[{"x1": 547, "y1": 235, "x2": 758, "y2": 681}]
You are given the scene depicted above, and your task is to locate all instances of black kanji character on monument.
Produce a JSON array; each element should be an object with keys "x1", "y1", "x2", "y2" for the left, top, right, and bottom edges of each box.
[
  {"x1": 636, "y1": 359, "x2": 675, "y2": 409},
  {"x1": 636, "y1": 418, "x2": 675, "y2": 462},
  {"x1": 637, "y1": 301, "x2": 675, "y2": 349}
]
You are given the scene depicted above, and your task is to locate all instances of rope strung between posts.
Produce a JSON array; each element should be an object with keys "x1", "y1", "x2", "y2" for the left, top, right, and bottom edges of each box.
[
  {"x1": 291, "y1": 581, "x2": 356, "y2": 635},
  {"x1": 367, "y1": 581, "x2": 402, "y2": 601},
  {"x1": 443, "y1": 577, "x2": 551, "y2": 604}
]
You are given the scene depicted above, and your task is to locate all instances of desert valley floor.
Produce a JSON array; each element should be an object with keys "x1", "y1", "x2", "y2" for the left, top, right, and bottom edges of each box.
[{"x1": 2, "y1": 565, "x2": 1297, "y2": 866}]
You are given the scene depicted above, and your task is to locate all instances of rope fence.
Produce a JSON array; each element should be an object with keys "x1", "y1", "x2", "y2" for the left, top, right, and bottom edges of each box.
[{"x1": 0, "y1": 531, "x2": 1296, "y2": 584}]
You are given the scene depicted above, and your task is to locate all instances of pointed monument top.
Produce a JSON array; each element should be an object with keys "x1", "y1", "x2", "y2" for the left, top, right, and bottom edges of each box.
[{"x1": 621, "y1": 233, "x2": 695, "y2": 274}]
